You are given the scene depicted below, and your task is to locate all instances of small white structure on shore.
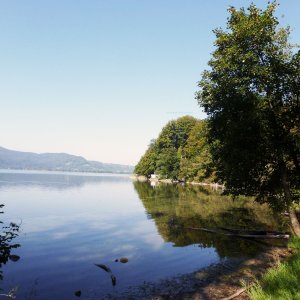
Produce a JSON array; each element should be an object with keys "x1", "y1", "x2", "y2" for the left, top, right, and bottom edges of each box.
[{"x1": 150, "y1": 174, "x2": 157, "y2": 180}]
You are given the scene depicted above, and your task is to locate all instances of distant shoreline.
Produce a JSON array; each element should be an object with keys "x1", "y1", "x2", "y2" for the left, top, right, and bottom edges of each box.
[
  {"x1": 0, "y1": 169, "x2": 133, "y2": 176},
  {"x1": 0, "y1": 146, "x2": 134, "y2": 174}
]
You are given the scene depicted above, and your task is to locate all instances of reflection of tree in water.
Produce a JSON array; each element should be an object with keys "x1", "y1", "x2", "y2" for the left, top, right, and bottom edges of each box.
[
  {"x1": 133, "y1": 182, "x2": 287, "y2": 258},
  {"x1": 0, "y1": 204, "x2": 20, "y2": 294}
]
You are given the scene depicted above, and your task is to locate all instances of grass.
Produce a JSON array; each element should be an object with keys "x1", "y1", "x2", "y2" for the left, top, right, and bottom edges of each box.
[{"x1": 248, "y1": 237, "x2": 300, "y2": 300}]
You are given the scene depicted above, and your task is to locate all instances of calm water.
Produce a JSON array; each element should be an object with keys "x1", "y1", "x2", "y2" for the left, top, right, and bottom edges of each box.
[{"x1": 0, "y1": 171, "x2": 283, "y2": 299}]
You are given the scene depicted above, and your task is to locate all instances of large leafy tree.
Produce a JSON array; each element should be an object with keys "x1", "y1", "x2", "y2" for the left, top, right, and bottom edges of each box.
[
  {"x1": 135, "y1": 116, "x2": 199, "y2": 179},
  {"x1": 135, "y1": 116, "x2": 216, "y2": 181},
  {"x1": 196, "y1": 2, "x2": 300, "y2": 234},
  {"x1": 179, "y1": 120, "x2": 215, "y2": 182},
  {"x1": 134, "y1": 142, "x2": 157, "y2": 177}
]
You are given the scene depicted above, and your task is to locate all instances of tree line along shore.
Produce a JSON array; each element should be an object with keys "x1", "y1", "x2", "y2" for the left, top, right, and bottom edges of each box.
[{"x1": 135, "y1": 2, "x2": 300, "y2": 299}]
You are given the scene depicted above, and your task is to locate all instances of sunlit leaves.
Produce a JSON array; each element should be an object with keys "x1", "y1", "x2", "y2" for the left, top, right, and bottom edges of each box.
[
  {"x1": 196, "y1": 1, "x2": 300, "y2": 210},
  {"x1": 134, "y1": 116, "x2": 216, "y2": 181}
]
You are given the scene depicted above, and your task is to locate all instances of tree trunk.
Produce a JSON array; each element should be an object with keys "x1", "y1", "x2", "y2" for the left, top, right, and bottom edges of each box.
[
  {"x1": 289, "y1": 208, "x2": 300, "y2": 237},
  {"x1": 281, "y1": 164, "x2": 300, "y2": 237}
]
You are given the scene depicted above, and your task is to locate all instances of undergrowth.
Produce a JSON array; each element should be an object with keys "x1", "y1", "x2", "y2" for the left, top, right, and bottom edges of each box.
[{"x1": 248, "y1": 237, "x2": 300, "y2": 300}]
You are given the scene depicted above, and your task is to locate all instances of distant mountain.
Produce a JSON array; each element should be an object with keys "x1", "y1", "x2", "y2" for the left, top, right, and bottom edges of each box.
[{"x1": 0, "y1": 147, "x2": 134, "y2": 174}]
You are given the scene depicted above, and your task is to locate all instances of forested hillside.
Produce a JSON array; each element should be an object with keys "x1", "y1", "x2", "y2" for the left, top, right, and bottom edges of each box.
[
  {"x1": 0, "y1": 147, "x2": 134, "y2": 174},
  {"x1": 134, "y1": 116, "x2": 215, "y2": 182}
]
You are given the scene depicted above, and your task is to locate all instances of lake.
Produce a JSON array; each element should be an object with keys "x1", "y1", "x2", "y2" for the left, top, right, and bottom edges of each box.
[{"x1": 0, "y1": 170, "x2": 284, "y2": 299}]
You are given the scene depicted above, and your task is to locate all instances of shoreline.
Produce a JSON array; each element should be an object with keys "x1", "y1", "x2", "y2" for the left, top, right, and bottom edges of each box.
[
  {"x1": 108, "y1": 246, "x2": 292, "y2": 299},
  {"x1": 128, "y1": 174, "x2": 295, "y2": 299},
  {"x1": 130, "y1": 174, "x2": 225, "y2": 189},
  {"x1": 0, "y1": 169, "x2": 132, "y2": 176}
]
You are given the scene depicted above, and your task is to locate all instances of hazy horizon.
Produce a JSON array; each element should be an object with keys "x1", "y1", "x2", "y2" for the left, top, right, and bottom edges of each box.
[
  {"x1": 1, "y1": 0, "x2": 299, "y2": 165},
  {"x1": 0, "y1": 145, "x2": 134, "y2": 166}
]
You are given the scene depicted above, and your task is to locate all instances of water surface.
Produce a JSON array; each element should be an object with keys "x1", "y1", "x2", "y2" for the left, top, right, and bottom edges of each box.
[{"x1": 0, "y1": 171, "x2": 283, "y2": 299}]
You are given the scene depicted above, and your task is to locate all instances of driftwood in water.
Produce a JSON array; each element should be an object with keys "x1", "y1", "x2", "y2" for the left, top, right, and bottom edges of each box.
[
  {"x1": 186, "y1": 227, "x2": 290, "y2": 239},
  {"x1": 219, "y1": 227, "x2": 286, "y2": 236}
]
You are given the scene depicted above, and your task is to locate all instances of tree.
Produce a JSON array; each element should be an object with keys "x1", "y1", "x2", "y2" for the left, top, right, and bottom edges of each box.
[
  {"x1": 179, "y1": 120, "x2": 216, "y2": 182},
  {"x1": 134, "y1": 142, "x2": 157, "y2": 177},
  {"x1": 156, "y1": 148, "x2": 180, "y2": 179},
  {"x1": 135, "y1": 116, "x2": 198, "y2": 179},
  {"x1": 196, "y1": 2, "x2": 300, "y2": 235}
]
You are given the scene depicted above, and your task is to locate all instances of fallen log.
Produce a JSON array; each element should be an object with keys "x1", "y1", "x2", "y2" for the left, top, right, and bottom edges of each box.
[
  {"x1": 220, "y1": 286, "x2": 249, "y2": 300},
  {"x1": 186, "y1": 227, "x2": 290, "y2": 239},
  {"x1": 219, "y1": 227, "x2": 287, "y2": 236}
]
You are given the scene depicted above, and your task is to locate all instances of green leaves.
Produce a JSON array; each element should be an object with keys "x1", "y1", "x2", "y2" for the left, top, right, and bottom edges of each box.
[
  {"x1": 196, "y1": 2, "x2": 300, "y2": 210},
  {"x1": 135, "y1": 116, "x2": 215, "y2": 182}
]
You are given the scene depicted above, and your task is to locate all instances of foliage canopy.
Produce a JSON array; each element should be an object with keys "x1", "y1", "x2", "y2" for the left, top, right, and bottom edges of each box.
[
  {"x1": 196, "y1": 2, "x2": 300, "y2": 210},
  {"x1": 135, "y1": 116, "x2": 214, "y2": 181}
]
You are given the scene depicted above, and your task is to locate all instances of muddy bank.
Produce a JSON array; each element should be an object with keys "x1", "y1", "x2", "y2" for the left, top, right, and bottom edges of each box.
[{"x1": 104, "y1": 246, "x2": 292, "y2": 300}]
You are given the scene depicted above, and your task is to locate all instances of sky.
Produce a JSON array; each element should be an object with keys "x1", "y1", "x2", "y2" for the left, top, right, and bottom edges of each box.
[{"x1": 1, "y1": 0, "x2": 299, "y2": 165}]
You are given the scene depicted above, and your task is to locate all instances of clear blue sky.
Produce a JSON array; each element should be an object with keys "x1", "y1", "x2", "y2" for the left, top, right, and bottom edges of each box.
[{"x1": 1, "y1": 1, "x2": 299, "y2": 165}]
